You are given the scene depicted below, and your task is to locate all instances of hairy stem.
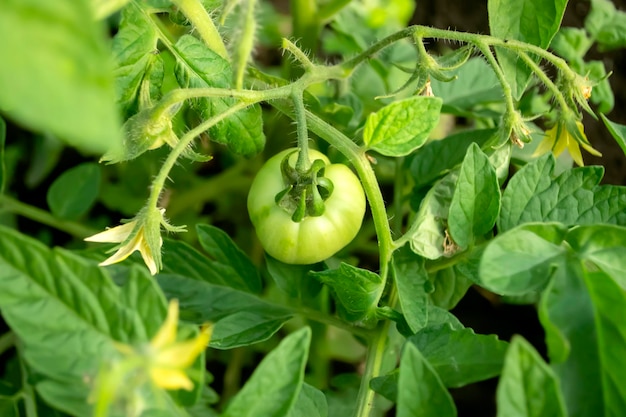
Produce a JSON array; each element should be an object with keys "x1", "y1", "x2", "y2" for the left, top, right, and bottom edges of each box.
[
  {"x1": 147, "y1": 101, "x2": 251, "y2": 209},
  {"x1": 518, "y1": 51, "x2": 570, "y2": 111},
  {"x1": 292, "y1": 90, "x2": 311, "y2": 171},
  {"x1": 475, "y1": 42, "x2": 516, "y2": 117}
]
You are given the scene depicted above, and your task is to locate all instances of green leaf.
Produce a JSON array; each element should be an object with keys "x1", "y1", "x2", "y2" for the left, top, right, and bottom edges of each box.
[
  {"x1": 0, "y1": 226, "x2": 176, "y2": 416},
  {"x1": 408, "y1": 323, "x2": 509, "y2": 388},
  {"x1": 209, "y1": 311, "x2": 294, "y2": 350},
  {"x1": 582, "y1": 269, "x2": 626, "y2": 415},
  {"x1": 430, "y1": 58, "x2": 502, "y2": 114},
  {"x1": 311, "y1": 263, "x2": 383, "y2": 322},
  {"x1": 0, "y1": 116, "x2": 4, "y2": 195},
  {"x1": 496, "y1": 336, "x2": 567, "y2": 417},
  {"x1": 585, "y1": 0, "x2": 626, "y2": 51},
  {"x1": 565, "y1": 224, "x2": 626, "y2": 290},
  {"x1": 156, "y1": 273, "x2": 292, "y2": 349},
  {"x1": 196, "y1": 224, "x2": 262, "y2": 294},
  {"x1": 448, "y1": 143, "x2": 500, "y2": 249},
  {"x1": 46, "y1": 163, "x2": 101, "y2": 220},
  {"x1": 409, "y1": 128, "x2": 496, "y2": 188},
  {"x1": 407, "y1": 170, "x2": 458, "y2": 259},
  {"x1": 488, "y1": 0, "x2": 567, "y2": 99},
  {"x1": 600, "y1": 114, "x2": 626, "y2": 157},
  {"x1": 479, "y1": 223, "x2": 567, "y2": 296},
  {"x1": 397, "y1": 343, "x2": 457, "y2": 417},
  {"x1": 112, "y1": 3, "x2": 162, "y2": 118},
  {"x1": 221, "y1": 327, "x2": 311, "y2": 417},
  {"x1": 173, "y1": 35, "x2": 264, "y2": 156},
  {"x1": 287, "y1": 383, "x2": 328, "y2": 417},
  {"x1": 550, "y1": 27, "x2": 593, "y2": 63},
  {"x1": 499, "y1": 154, "x2": 626, "y2": 232},
  {"x1": 538, "y1": 259, "x2": 626, "y2": 417},
  {"x1": 363, "y1": 96, "x2": 442, "y2": 157},
  {"x1": 374, "y1": 305, "x2": 498, "y2": 401},
  {"x1": 162, "y1": 237, "x2": 261, "y2": 294},
  {"x1": 0, "y1": 0, "x2": 121, "y2": 155},
  {"x1": 392, "y1": 247, "x2": 429, "y2": 333}
]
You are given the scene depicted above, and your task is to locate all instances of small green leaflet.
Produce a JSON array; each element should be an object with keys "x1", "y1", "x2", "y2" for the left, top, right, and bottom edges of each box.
[
  {"x1": 311, "y1": 263, "x2": 383, "y2": 322},
  {"x1": 498, "y1": 154, "x2": 626, "y2": 232},
  {"x1": 496, "y1": 336, "x2": 567, "y2": 417},
  {"x1": 363, "y1": 96, "x2": 442, "y2": 157},
  {"x1": 448, "y1": 143, "x2": 500, "y2": 250}
]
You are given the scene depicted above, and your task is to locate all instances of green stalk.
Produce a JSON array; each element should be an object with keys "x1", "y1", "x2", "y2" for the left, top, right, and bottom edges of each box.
[
  {"x1": 474, "y1": 42, "x2": 516, "y2": 117},
  {"x1": 518, "y1": 51, "x2": 570, "y2": 111},
  {"x1": 170, "y1": 0, "x2": 229, "y2": 59},
  {"x1": 233, "y1": 0, "x2": 257, "y2": 89},
  {"x1": 0, "y1": 195, "x2": 97, "y2": 238},
  {"x1": 292, "y1": 90, "x2": 311, "y2": 172}
]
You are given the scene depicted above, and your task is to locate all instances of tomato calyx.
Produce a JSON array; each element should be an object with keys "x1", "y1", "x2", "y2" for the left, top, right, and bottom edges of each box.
[{"x1": 274, "y1": 151, "x2": 335, "y2": 222}]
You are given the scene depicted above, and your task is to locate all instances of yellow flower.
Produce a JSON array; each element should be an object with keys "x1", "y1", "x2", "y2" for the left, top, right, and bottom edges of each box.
[
  {"x1": 85, "y1": 209, "x2": 164, "y2": 275},
  {"x1": 91, "y1": 300, "x2": 212, "y2": 417},
  {"x1": 533, "y1": 121, "x2": 601, "y2": 166},
  {"x1": 140, "y1": 299, "x2": 212, "y2": 390}
]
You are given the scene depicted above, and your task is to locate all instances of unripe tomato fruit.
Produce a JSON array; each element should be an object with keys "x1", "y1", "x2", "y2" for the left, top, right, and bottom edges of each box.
[{"x1": 247, "y1": 148, "x2": 366, "y2": 264}]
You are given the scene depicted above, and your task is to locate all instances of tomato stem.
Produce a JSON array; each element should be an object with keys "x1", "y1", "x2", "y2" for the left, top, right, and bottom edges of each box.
[{"x1": 292, "y1": 90, "x2": 311, "y2": 172}]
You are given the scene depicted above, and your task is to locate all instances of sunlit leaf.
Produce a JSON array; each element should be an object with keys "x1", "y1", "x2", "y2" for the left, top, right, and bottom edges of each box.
[{"x1": 363, "y1": 96, "x2": 442, "y2": 157}]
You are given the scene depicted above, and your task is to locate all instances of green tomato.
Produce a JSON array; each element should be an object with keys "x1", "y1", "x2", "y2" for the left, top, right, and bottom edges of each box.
[{"x1": 247, "y1": 148, "x2": 366, "y2": 264}]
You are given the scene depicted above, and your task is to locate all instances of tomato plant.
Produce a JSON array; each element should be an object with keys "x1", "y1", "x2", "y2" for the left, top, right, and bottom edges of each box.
[{"x1": 1, "y1": 0, "x2": 626, "y2": 416}]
